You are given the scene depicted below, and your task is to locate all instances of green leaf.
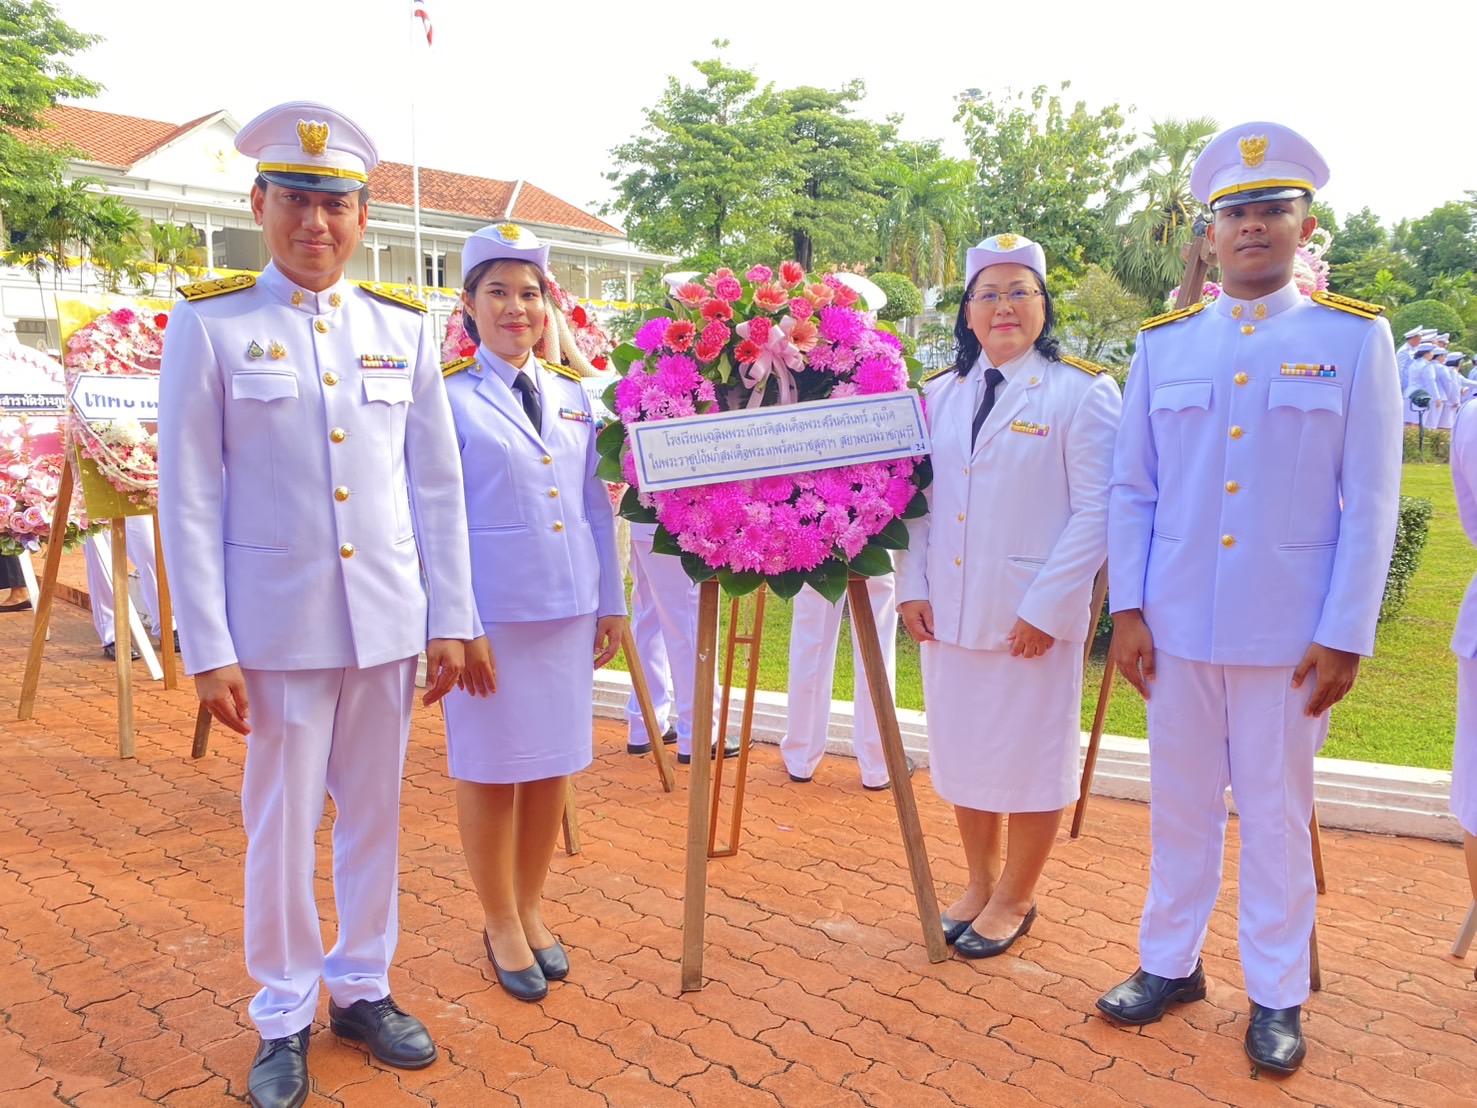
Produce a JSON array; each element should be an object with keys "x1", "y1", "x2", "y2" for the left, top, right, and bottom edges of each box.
[
  {"x1": 596, "y1": 455, "x2": 625, "y2": 484},
  {"x1": 596, "y1": 419, "x2": 626, "y2": 459},
  {"x1": 717, "y1": 568, "x2": 765, "y2": 596},
  {"x1": 902, "y1": 487, "x2": 929, "y2": 519},
  {"x1": 766, "y1": 570, "x2": 807, "y2": 600},
  {"x1": 610, "y1": 343, "x2": 644, "y2": 374},
  {"x1": 652, "y1": 525, "x2": 683, "y2": 556},
  {"x1": 804, "y1": 558, "x2": 850, "y2": 603},
  {"x1": 873, "y1": 517, "x2": 910, "y2": 550},
  {"x1": 716, "y1": 354, "x2": 734, "y2": 384},
  {"x1": 619, "y1": 485, "x2": 656, "y2": 524},
  {"x1": 849, "y1": 544, "x2": 895, "y2": 577},
  {"x1": 601, "y1": 380, "x2": 621, "y2": 416},
  {"x1": 680, "y1": 552, "x2": 718, "y2": 584}
]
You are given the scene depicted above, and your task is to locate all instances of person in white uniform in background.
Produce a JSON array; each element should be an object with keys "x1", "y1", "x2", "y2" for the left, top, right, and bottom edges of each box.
[
  {"x1": 1447, "y1": 399, "x2": 1477, "y2": 982},
  {"x1": 84, "y1": 515, "x2": 171, "y2": 659},
  {"x1": 895, "y1": 232, "x2": 1121, "y2": 961},
  {"x1": 158, "y1": 102, "x2": 474, "y2": 1108},
  {"x1": 782, "y1": 569, "x2": 902, "y2": 790},
  {"x1": 1099, "y1": 123, "x2": 1401, "y2": 1076},
  {"x1": 1405, "y1": 343, "x2": 1441, "y2": 426},
  {"x1": 1395, "y1": 325, "x2": 1424, "y2": 393}
]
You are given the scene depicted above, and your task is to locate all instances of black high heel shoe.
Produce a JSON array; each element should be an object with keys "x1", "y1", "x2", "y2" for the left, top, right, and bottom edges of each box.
[
  {"x1": 954, "y1": 903, "x2": 1038, "y2": 959},
  {"x1": 484, "y1": 931, "x2": 547, "y2": 1001},
  {"x1": 531, "y1": 940, "x2": 569, "y2": 981}
]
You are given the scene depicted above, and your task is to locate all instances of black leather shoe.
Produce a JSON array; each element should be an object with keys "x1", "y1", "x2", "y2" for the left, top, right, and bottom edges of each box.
[
  {"x1": 862, "y1": 756, "x2": 917, "y2": 791},
  {"x1": 484, "y1": 931, "x2": 548, "y2": 1001},
  {"x1": 247, "y1": 1027, "x2": 309, "y2": 1108},
  {"x1": 787, "y1": 772, "x2": 813, "y2": 783},
  {"x1": 940, "y1": 914, "x2": 971, "y2": 945},
  {"x1": 327, "y1": 996, "x2": 437, "y2": 1069},
  {"x1": 102, "y1": 641, "x2": 141, "y2": 661},
  {"x1": 955, "y1": 904, "x2": 1038, "y2": 959},
  {"x1": 1245, "y1": 1002, "x2": 1306, "y2": 1074},
  {"x1": 628, "y1": 726, "x2": 679, "y2": 755},
  {"x1": 677, "y1": 738, "x2": 741, "y2": 765},
  {"x1": 531, "y1": 939, "x2": 569, "y2": 981},
  {"x1": 1096, "y1": 961, "x2": 1207, "y2": 1025}
]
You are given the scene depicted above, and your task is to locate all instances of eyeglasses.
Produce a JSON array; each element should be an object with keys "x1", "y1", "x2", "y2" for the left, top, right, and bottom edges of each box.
[{"x1": 966, "y1": 289, "x2": 1044, "y2": 305}]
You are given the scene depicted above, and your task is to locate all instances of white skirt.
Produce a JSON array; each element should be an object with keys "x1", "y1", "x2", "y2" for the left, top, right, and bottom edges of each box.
[
  {"x1": 1454, "y1": 657, "x2": 1477, "y2": 836},
  {"x1": 443, "y1": 614, "x2": 596, "y2": 784},
  {"x1": 921, "y1": 639, "x2": 1082, "y2": 813}
]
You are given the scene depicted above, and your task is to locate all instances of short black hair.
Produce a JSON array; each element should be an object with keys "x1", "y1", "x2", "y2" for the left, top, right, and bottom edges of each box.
[
  {"x1": 252, "y1": 174, "x2": 369, "y2": 205},
  {"x1": 460, "y1": 259, "x2": 551, "y2": 346},
  {"x1": 950, "y1": 267, "x2": 1060, "y2": 377}
]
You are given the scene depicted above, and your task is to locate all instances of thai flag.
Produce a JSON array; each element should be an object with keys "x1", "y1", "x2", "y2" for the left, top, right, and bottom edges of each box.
[{"x1": 412, "y1": 0, "x2": 432, "y2": 45}]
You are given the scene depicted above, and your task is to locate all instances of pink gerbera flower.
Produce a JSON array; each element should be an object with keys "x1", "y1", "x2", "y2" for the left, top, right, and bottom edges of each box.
[{"x1": 673, "y1": 282, "x2": 710, "y2": 308}]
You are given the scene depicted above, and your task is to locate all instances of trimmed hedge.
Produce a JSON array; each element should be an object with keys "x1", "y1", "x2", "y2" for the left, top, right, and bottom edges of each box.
[
  {"x1": 1380, "y1": 495, "x2": 1433, "y2": 622},
  {"x1": 1390, "y1": 300, "x2": 1465, "y2": 342},
  {"x1": 1404, "y1": 424, "x2": 1450, "y2": 463}
]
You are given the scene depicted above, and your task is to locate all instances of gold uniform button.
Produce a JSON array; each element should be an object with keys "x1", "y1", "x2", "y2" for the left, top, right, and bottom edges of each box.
[
  {"x1": 548, "y1": 488, "x2": 559, "y2": 498},
  {"x1": 334, "y1": 486, "x2": 350, "y2": 502},
  {"x1": 323, "y1": 372, "x2": 339, "y2": 386},
  {"x1": 1234, "y1": 372, "x2": 1249, "y2": 385},
  {"x1": 954, "y1": 557, "x2": 962, "y2": 566},
  {"x1": 1229, "y1": 426, "x2": 1244, "y2": 439},
  {"x1": 541, "y1": 454, "x2": 553, "y2": 465},
  {"x1": 340, "y1": 543, "x2": 355, "y2": 558},
  {"x1": 330, "y1": 428, "x2": 347, "y2": 443},
  {"x1": 1241, "y1": 324, "x2": 1255, "y2": 335},
  {"x1": 957, "y1": 512, "x2": 965, "y2": 521},
  {"x1": 552, "y1": 521, "x2": 564, "y2": 533},
  {"x1": 1221, "y1": 534, "x2": 1235, "y2": 548},
  {"x1": 1225, "y1": 480, "x2": 1240, "y2": 494},
  {"x1": 315, "y1": 320, "x2": 329, "y2": 333}
]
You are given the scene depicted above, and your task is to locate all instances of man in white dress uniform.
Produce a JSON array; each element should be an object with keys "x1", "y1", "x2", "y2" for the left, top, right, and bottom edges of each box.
[
  {"x1": 1098, "y1": 123, "x2": 1402, "y2": 1075},
  {"x1": 84, "y1": 515, "x2": 168, "y2": 658},
  {"x1": 158, "y1": 102, "x2": 474, "y2": 1108}
]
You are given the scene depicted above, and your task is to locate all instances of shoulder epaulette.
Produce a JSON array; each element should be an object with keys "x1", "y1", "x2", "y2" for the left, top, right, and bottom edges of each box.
[
  {"x1": 1311, "y1": 290, "x2": 1383, "y2": 320},
  {"x1": 540, "y1": 358, "x2": 582, "y2": 382},
  {"x1": 1139, "y1": 301, "x2": 1207, "y2": 332},
  {"x1": 1060, "y1": 354, "x2": 1108, "y2": 376},
  {"x1": 359, "y1": 282, "x2": 427, "y2": 313},
  {"x1": 442, "y1": 356, "x2": 476, "y2": 378},
  {"x1": 178, "y1": 274, "x2": 255, "y2": 301}
]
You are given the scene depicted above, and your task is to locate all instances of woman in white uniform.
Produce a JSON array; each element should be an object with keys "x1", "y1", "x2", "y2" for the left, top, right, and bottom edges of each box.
[
  {"x1": 1449, "y1": 401, "x2": 1477, "y2": 979},
  {"x1": 895, "y1": 233, "x2": 1120, "y2": 959},
  {"x1": 441, "y1": 224, "x2": 626, "y2": 1001}
]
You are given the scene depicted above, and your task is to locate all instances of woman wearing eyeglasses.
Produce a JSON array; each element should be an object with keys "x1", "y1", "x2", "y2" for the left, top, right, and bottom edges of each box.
[{"x1": 894, "y1": 234, "x2": 1121, "y2": 960}]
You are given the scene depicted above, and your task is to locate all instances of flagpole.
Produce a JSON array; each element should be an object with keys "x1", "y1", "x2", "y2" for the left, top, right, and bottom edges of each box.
[{"x1": 412, "y1": 97, "x2": 423, "y2": 294}]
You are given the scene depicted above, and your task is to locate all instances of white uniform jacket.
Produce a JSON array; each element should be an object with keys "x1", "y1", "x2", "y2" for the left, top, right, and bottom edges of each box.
[
  {"x1": 1451, "y1": 405, "x2": 1477, "y2": 658},
  {"x1": 1406, "y1": 357, "x2": 1439, "y2": 424},
  {"x1": 895, "y1": 348, "x2": 1122, "y2": 649},
  {"x1": 1108, "y1": 282, "x2": 1402, "y2": 666},
  {"x1": 443, "y1": 348, "x2": 624, "y2": 630},
  {"x1": 158, "y1": 264, "x2": 475, "y2": 674}
]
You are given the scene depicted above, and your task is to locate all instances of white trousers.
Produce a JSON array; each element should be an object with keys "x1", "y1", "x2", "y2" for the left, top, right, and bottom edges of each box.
[
  {"x1": 781, "y1": 574, "x2": 897, "y2": 787},
  {"x1": 1139, "y1": 651, "x2": 1328, "y2": 1009},
  {"x1": 240, "y1": 658, "x2": 416, "y2": 1039},
  {"x1": 84, "y1": 517, "x2": 166, "y2": 644},
  {"x1": 625, "y1": 527, "x2": 704, "y2": 754}
]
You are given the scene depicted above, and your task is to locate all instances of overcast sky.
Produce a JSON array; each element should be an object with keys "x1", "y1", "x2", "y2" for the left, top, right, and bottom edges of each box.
[{"x1": 53, "y1": 0, "x2": 1472, "y2": 235}]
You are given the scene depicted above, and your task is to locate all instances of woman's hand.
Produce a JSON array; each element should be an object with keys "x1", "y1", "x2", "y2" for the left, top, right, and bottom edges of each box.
[
  {"x1": 899, "y1": 600, "x2": 936, "y2": 643},
  {"x1": 423, "y1": 638, "x2": 465, "y2": 705},
  {"x1": 457, "y1": 635, "x2": 497, "y2": 698},
  {"x1": 593, "y1": 616, "x2": 627, "y2": 669},
  {"x1": 1006, "y1": 618, "x2": 1055, "y2": 658}
]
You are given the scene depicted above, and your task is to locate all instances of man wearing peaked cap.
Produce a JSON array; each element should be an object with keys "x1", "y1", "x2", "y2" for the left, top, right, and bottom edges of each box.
[
  {"x1": 1397, "y1": 326, "x2": 1426, "y2": 392},
  {"x1": 1406, "y1": 342, "x2": 1442, "y2": 425},
  {"x1": 158, "y1": 101, "x2": 475, "y2": 1108},
  {"x1": 1100, "y1": 122, "x2": 1402, "y2": 1076}
]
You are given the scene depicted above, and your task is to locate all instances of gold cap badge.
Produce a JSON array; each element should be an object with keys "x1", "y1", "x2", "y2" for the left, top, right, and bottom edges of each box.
[
  {"x1": 1239, "y1": 134, "x2": 1268, "y2": 168},
  {"x1": 297, "y1": 120, "x2": 330, "y2": 157},
  {"x1": 497, "y1": 223, "x2": 521, "y2": 241},
  {"x1": 996, "y1": 233, "x2": 1018, "y2": 250}
]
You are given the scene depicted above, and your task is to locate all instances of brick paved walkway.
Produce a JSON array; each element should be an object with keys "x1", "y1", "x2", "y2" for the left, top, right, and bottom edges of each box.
[{"x1": 2, "y1": 564, "x2": 1475, "y2": 1106}]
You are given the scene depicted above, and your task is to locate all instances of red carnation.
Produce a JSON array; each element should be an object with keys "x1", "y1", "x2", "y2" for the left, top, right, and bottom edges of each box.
[
  {"x1": 153, "y1": 312, "x2": 169, "y2": 330},
  {"x1": 745, "y1": 317, "x2": 773, "y2": 345}
]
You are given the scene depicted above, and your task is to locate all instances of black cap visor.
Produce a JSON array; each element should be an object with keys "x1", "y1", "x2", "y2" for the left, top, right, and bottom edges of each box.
[
  {"x1": 258, "y1": 170, "x2": 364, "y2": 195},
  {"x1": 1210, "y1": 185, "x2": 1311, "y2": 212}
]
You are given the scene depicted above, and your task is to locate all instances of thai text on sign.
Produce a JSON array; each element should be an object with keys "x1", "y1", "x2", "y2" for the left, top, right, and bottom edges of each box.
[
  {"x1": 629, "y1": 390, "x2": 930, "y2": 492},
  {"x1": 69, "y1": 374, "x2": 160, "y2": 422}
]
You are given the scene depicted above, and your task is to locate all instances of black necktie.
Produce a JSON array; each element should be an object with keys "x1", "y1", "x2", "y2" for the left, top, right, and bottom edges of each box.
[
  {"x1": 971, "y1": 368, "x2": 1006, "y2": 446},
  {"x1": 512, "y1": 371, "x2": 542, "y2": 432}
]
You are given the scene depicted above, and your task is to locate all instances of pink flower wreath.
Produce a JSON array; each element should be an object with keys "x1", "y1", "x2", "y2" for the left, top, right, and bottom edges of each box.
[{"x1": 597, "y1": 263, "x2": 929, "y2": 600}]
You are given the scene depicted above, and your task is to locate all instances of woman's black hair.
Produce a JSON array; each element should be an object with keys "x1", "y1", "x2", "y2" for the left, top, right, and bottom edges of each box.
[
  {"x1": 950, "y1": 266, "x2": 1061, "y2": 377},
  {"x1": 461, "y1": 258, "x2": 551, "y2": 346}
]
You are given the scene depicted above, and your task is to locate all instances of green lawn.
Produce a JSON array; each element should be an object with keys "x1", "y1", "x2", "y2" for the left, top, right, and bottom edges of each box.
[{"x1": 612, "y1": 462, "x2": 1474, "y2": 770}]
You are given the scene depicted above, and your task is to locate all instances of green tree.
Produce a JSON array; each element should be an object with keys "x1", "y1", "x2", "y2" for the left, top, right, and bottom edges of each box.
[
  {"x1": 86, "y1": 195, "x2": 144, "y2": 293},
  {"x1": 1322, "y1": 206, "x2": 1386, "y2": 268},
  {"x1": 1349, "y1": 269, "x2": 1415, "y2": 311},
  {"x1": 604, "y1": 46, "x2": 790, "y2": 260},
  {"x1": 876, "y1": 140, "x2": 972, "y2": 291},
  {"x1": 2, "y1": 161, "x2": 95, "y2": 288},
  {"x1": 765, "y1": 82, "x2": 895, "y2": 270},
  {"x1": 140, "y1": 220, "x2": 204, "y2": 295},
  {"x1": 868, "y1": 272, "x2": 922, "y2": 323},
  {"x1": 1389, "y1": 299, "x2": 1465, "y2": 339},
  {"x1": 1402, "y1": 199, "x2": 1477, "y2": 288},
  {"x1": 917, "y1": 320, "x2": 955, "y2": 369},
  {"x1": 1060, "y1": 264, "x2": 1151, "y2": 364},
  {"x1": 954, "y1": 83, "x2": 1132, "y2": 273},
  {"x1": 0, "y1": 1, "x2": 100, "y2": 222},
  {"x1": 1330, "y1": 247, "x2": 1418, "y2": 298},
  {"x1": 1103, "y1": 116, "x2": 1218, "y2": 303}
]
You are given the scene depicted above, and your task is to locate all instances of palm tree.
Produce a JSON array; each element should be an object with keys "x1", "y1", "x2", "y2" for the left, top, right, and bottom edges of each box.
[
  {"x1": 877, "y1": 142, "x2": 973, "y2": 293},
  {"x1": 86, "y1": 197, "x2": 146, "y2": 293},
  {"x1": 142, "y1": 221, "x2": 205, "y2": 296},
  {"x1": 1104, "y1": 117, "x2": 1218, "y2": 303}
]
